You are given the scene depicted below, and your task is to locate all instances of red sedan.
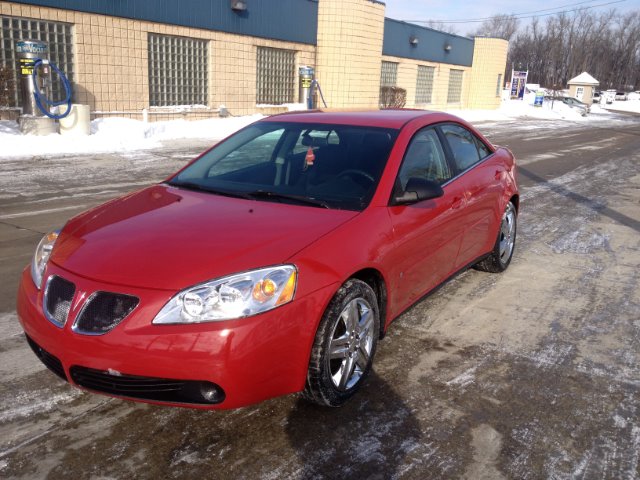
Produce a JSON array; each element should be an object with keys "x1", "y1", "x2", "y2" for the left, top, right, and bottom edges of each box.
[{"x1": 17, "y1": 110, "x2": 518, "y2": 409}]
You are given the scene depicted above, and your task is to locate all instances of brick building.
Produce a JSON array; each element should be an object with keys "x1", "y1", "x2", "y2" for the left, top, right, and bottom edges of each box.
[{"x1": 0, "y1": 0, "x2": 508, "y2": 121}]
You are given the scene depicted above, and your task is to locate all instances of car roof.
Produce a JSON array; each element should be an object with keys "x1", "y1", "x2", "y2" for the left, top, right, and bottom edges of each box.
[{"x1": 260, "y1": 109, "x2": 457, "y2": 129}]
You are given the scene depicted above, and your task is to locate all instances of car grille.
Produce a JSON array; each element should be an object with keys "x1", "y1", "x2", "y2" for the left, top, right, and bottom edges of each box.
[
  {"x1": 25, "y1": 334, "x2": 68, "y2": 381},
  {"x1": 73, "y1": 292, "x2": 139, "y2": 335},
  {"x1": 43, "y1": 275, "x2": 75, "y2": 327},
  {"x1": 69, "y1": 366, "x2": 225, "y2": 405}
]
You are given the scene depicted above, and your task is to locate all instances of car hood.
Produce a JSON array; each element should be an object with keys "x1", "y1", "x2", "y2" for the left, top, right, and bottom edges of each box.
[{"x1": 51, "y1": 184, "x2": 358, "y2": 290}]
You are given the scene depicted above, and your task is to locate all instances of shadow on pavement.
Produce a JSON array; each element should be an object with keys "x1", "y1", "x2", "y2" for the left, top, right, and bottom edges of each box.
[
  {"x1": 519, "y1": 166, "x2": 640, "y2": 233},
  {"x1": 285, "y1": 371, "x2": 421, "y2": 480}
]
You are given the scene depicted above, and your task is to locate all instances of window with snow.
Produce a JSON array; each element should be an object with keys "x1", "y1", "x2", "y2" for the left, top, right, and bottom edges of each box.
[
  {"x1": 256, "y1": 47, "x2": 295, "y2": 105},
  {"x1": 148, "y1": 33, "x2": 208, "y2": 107}
]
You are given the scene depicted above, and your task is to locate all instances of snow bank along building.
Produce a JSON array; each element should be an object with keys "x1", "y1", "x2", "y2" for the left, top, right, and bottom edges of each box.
[{"x1": 0, "y1": 0, "x2": 508, "y2": 121}]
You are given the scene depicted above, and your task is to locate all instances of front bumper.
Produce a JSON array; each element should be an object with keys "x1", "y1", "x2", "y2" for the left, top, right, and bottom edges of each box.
[{"x1": 17, "y1": 263, "x2": 336, "y2": 409}]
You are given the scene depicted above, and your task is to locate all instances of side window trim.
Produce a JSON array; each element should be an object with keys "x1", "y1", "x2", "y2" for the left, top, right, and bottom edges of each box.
[
  {"x1": 435, "y1": 122, "x2": 495, "y2": 180},
  {"x1": 389, "y1": 125, "x2": 452, "y2": 205}
]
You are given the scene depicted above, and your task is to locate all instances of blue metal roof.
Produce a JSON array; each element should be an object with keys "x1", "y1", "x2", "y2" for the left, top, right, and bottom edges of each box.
[
  {"x1": 9, "y1": 0, "x2": 318, "y2": 45},
  {"x1": 382, "y1": 19, "x2": 474, "y2": 67}
]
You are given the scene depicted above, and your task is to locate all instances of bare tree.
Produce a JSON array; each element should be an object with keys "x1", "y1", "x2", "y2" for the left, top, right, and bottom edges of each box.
[
  {"x1": 472, "y1": 14, "x2": 520, "y2": 41},
  {"x1": 422, "y1": 20, "x2": 458, "y2": 35},
  {"x1": 508, "y1": 9, "x2": 640, "y2": 90}
]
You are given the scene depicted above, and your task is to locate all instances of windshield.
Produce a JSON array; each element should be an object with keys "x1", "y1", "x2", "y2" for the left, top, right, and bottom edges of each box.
[{"x1": 168, "y1": 122, "x2": 399, "y2": 211}]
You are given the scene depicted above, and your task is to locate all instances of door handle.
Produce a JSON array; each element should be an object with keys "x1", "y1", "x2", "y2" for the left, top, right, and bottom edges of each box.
[
  {"x1": 495, "y1": 170, "x2": 502, "y2": 180},
  {"x1": 451, "y1": 196, "x2": 464, "y2": 210}
]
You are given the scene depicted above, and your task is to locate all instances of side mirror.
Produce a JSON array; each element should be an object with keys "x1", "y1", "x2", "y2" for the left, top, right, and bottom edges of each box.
[{"x1": 392, "y1": 177, "x2": 444, "y2": 205}]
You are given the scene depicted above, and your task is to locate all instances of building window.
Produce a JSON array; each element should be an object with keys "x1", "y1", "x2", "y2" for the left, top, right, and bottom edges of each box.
[
  {"x1": 0, "y1": 16, "x2": 74, "y2": 108},
  {"x1": 256, "y1": 47, "x2": 295, "y2": 105},
  {"x1": 148, "y1": 33, "x2": 208, "y2": 107},
  {"x1": 415, "y1": 65, "x2": 435, "y2": 104},
  {"x1": 447, "y1": 69, "x2": 463, "y2": 103},
  {"x1": 496, "y1": 74, "x2": 503, "y2": 97},
  {"x1": 380, "y1": 61, "x2": 398, "y2": 88}
]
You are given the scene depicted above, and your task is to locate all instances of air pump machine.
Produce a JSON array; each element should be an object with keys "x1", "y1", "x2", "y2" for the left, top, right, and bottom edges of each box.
[{"x1": 16, "y1": 39, "x2": 72, "y2": 135}]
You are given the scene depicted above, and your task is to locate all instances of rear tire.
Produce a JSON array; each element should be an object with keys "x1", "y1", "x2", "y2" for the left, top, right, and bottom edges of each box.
[
  {"x1": 302, "y1": 279, "x2": 379, "y2": 407},
  {"x1": 475, "y1": 201, "x2": 517, "y2": 273}
]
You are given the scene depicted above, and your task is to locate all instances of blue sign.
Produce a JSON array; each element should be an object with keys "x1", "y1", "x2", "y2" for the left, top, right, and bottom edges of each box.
[
  {"x1": 16, "y1": 40, "x2": 48, "y2": 54},
  {"x1": 534, "y1": 92, "x2": 544, "y2": 107}
]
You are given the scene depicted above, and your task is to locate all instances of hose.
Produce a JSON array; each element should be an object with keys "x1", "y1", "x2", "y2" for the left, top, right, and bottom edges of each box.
[
  {"x1": 308, "y1": 80, "x2": 328, "y2": 109},
  {"x1": 31, "y1": 58, "x2": 72, "y2": 119}
]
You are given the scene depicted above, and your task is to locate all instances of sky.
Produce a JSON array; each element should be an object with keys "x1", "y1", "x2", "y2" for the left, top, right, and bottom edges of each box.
[{"x1": 384, "y1": 0, "x2": 640, "y2": 36}]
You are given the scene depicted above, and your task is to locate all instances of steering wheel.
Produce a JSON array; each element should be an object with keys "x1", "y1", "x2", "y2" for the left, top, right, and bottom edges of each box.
[{"x1": 337, "y1": 169, "x2": 375, "y2": 187}]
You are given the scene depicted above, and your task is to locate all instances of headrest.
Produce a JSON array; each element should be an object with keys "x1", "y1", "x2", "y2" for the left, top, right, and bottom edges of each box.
[{"x1": 301, "y1": 134, "x2": 328, "y2": 148}]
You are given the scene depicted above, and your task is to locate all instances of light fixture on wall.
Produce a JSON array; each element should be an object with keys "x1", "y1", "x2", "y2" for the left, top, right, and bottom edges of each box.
[
  {"x1": 410, "y1": 36, "x2": 419, "y2": 47},
  {"x1": 444, "y1": 43, "x2": 452, "y2": 52},
  {"x1": 230, "y1": 0, "x2": 247, "y2": 11}
]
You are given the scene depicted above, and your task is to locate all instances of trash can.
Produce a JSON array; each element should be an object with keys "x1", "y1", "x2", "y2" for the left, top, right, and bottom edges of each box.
[{"x1": 59, "y1": 104, "x2": 91, "y2": 136}]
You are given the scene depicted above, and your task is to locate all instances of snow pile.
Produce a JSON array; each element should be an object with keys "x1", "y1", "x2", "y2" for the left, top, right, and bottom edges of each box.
[
  {"x1": 256, "y1": 102, "x2": 307, "y2": 111},
  {"x1": 91, "y1": 114, "x2": 263, "y2": 140},
  {"x1": 0, "y1": 114, "x2": 263, "y2": 158},
  {"x1": 450, "y1": 98, "x2": 611, "y2": 124},
  {"x1": 603, "y1": 100, "x2": 640, "y2": 114}
]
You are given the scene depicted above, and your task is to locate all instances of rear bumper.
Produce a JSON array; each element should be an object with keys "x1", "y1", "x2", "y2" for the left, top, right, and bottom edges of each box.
[{"x1": 17, "y1": 264, "x2": 336, "y2": 409}]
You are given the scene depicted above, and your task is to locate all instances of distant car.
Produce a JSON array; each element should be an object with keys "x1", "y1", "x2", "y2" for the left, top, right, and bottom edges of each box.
[
  {"x1": 592, "y1": 91, "x2": 601, "y2": 103},
  {"x1": 561, "y1": 96, "x2": 590, "y2": 115},
  {"x1": 604, "y1": 90, "x2": 616, "y2": 104},
  {"x1": 17, "y1": 110, "x2": 519, "y2": 409},
  {"x1": 627, "y1": 91, "x2": 640, "y2": 101},
  {"x1": 615, "y1": 92, "x2": 627, "y2": 101}
]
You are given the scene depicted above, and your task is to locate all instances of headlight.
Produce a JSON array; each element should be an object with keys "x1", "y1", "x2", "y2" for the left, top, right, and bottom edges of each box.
[
  {"x1": 152, "y1": 265, "x2": 297, "y2": 324},
  {"x1": 31, "y1": 230, "x2": 60, "y2": 289}
]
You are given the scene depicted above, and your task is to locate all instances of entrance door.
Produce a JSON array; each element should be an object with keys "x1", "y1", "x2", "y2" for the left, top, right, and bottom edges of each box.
[{"x1": 576, "y1": 87, "x2": 584, "y2": 101}]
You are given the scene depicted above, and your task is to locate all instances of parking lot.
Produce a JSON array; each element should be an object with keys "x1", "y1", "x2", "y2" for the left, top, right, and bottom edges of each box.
[{"x1": 1, "y1": 114, "x2": 639, "y2": 479}]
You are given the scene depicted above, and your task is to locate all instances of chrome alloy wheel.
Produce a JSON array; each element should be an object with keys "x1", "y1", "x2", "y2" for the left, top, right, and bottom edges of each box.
[
  {"x1": 499, "y1": 203, "x2": 516, "y2": 264},
  {"x1": 327, "y1": 298, "x2": 375, "y2": 391}
]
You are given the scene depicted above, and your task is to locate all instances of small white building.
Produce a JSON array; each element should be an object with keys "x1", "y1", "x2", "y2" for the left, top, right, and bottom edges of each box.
[{"x1": 568, "y1": 72, "x2": 599, "y2": 104}]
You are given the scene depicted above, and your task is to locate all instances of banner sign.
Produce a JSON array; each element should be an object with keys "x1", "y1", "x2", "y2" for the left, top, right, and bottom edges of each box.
[{"x1": 510, "y1": 70, "x2": 528, "y2": 99}]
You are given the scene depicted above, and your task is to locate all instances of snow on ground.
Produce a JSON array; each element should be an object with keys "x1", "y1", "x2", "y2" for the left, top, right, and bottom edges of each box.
[
  {"x1": 451, "y1": 97, "x2": 610, "y2": 123},
  {"x1": 0, "y1": 97, "x2": 631, "y2": 159},
  {"x1": 603, "y1": 99, "x2": 640, "y2": 114}
]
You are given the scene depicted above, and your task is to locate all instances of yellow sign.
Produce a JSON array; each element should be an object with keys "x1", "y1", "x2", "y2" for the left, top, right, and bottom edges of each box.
[{"x1": 20, "y1": 58, "x2": 35, "y2": 76}]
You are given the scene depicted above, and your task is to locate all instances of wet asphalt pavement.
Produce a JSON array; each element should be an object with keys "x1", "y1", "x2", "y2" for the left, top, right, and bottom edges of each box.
[{"x1": 0, "y1": 114, "x2": 639, "y2": 479}]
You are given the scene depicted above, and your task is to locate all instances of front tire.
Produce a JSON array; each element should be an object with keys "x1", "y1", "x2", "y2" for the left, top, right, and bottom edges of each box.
[
  {"x1": 303, "y1": 279, "x2": 379, "y2": 407},
  {"x1": 475, "y1": 201, "x2": 517, "y2": 273}
]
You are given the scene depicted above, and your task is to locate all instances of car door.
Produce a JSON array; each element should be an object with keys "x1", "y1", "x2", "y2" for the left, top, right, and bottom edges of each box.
[
  {"x1": 386, "y1": 127, "x2": 467, "y2": 310},
  {"x1": 439, "y1": 123, "x2": 503, "y2": 269}
]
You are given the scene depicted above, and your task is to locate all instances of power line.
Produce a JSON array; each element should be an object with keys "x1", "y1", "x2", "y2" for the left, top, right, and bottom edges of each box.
[
  {"x1": 409, "y1": 0, "x2": 598, "y2": 23},
  {"x1": 407, "y1": 0, "x2": 628, "y2": 24}
]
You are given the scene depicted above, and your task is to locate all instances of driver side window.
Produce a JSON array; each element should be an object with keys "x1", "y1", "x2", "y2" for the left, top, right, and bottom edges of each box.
[{"x1": 397, "y1": 128, "x2": 451, "y2": 190}]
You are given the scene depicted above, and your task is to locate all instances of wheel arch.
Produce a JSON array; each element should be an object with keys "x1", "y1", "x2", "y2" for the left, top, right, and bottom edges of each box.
[
  {"x1": 509, "y1": 194, "x2": 520, "y2": 213},
  {"x1": 350, "y1": 268, "x2": 388, "y2": 340}
]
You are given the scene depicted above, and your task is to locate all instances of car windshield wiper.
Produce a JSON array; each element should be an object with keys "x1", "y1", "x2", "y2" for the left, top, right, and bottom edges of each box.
[
  {"x1": 167, "y1": 181, "x2": 251, "y2": 199},
  {"x1": 245, "y1": 190, "x2": 330, "y2": 209}
]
